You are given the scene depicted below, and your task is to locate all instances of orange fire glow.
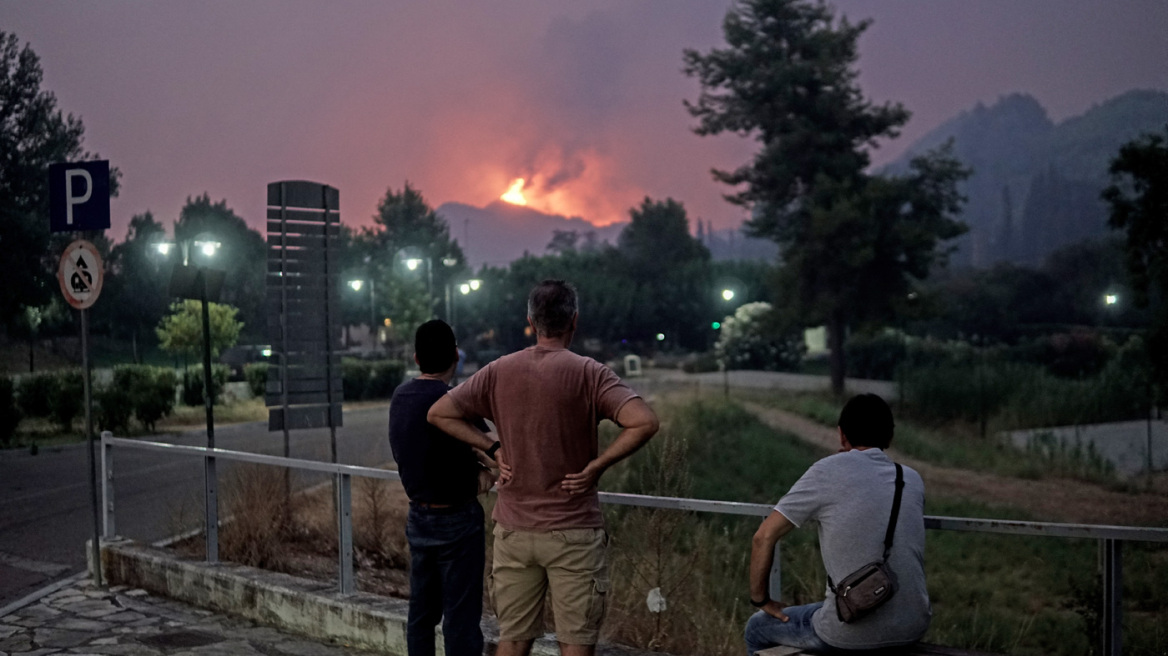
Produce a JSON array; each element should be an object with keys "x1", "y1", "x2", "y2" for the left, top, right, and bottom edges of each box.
[{"x1": 500, "y1": 178, "x2": 528, "y2": 206}]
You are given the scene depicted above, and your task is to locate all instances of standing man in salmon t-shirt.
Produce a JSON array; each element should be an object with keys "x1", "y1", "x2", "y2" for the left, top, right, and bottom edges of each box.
[{"x1": 428, "y1": 279, "x2": 660, "y2": 656}]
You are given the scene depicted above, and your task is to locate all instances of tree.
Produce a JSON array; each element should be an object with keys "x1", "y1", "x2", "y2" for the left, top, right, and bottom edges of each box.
[
  {"x1": 174, "y1": 194, "x2": 266, "y2": 341},
  {"x1": 99, "y1": 212, "x2": 171, "y2": 361},
  {"x1": 156, "y1": 300, "x2": 243, "y2": 359},
  {"x1": 356, "y1": 182, "x2": 470, "y2": 339},
  {"x1": 1103, "y1": 125, "x2": 1168, "y2": 395},
  {"x1": 684, "y1": 0, "x2": 967, "y2": 394},
  {"x1": 618, "y1": 198, "x2": 712, "y2": 350},
  {"x1": 0, "y1": 31, "x2": 119, "y2": 323}
]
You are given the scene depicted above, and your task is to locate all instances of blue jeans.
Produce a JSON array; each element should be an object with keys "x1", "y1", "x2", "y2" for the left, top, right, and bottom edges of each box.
[
  {"x1": 744, "y1": 602, "x2": 833, "y2": 655},
  {"x1": 406, "y1": 500, "x2": 485, "y2": 656}
]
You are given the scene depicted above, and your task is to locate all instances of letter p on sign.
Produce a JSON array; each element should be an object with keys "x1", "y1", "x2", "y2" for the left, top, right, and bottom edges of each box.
[{"x1": 49, "y1": 160, "x2": 110, "y2": 233}]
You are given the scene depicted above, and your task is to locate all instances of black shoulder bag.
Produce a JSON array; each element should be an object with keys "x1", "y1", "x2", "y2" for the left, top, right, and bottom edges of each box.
[{"x1": 828, "y1": 462, "x2": 904, "y2": 623}]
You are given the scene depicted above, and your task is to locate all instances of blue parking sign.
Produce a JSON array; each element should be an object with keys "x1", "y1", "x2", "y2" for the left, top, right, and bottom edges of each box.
[{"x1": 49, "y1": 160, "x2": 110, "y2": 233}]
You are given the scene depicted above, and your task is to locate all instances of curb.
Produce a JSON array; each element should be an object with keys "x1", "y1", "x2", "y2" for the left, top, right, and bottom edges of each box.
[
  {"x1": 0, "y1": 570, "x2": 88, "y2": 620},
  {"x1": 97, "y1": 539, "x2": 665, "y2": 656}
]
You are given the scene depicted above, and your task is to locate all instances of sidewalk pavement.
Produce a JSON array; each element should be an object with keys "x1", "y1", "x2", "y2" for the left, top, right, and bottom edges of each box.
[{"x1": 0, "y1": 573, "x2": 370, "y2": 656}]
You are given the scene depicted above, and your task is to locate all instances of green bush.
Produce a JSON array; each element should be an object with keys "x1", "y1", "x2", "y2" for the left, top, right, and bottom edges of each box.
[
  {"x1": 1012, "y1": 330, "x2": 1115, "y2": 378},
  {"x1": 113, "y1": 365, "x2": 177, "y2": 432},
  {"x1": 16, "y1": 372, "x2": 56, "y2": 418},
  {"x1": 181, "y1": 365, "x2": 229, "y2": 406},
  {"x1": 95, "y1": 385, "x2": 134, "y2": 434},
  {"x1": 845, "y1": 331, "x2": 907, "y2": 380},
  {"x1": 136, "y1": 368, "x2": 177, "y2": 431},
  {"x1": 49, "y1": 370, "x2": 84, "y2": 431},
  {"x1": 714, "y1": 302, "x2": 805, "y2": 372},
  {"x1": 0, "y1": 377, "x2": 21, "y2": 446},
  {"x1": 342, "y1": 359, "x2": 374, "y2": 400},
  {"x1": 367, "y1": 360, "x2": 405, "y2": 399},
  {"x1": 681, "y1": 351, "x2": 721, "y2": 373},
  {"x1": 244, "y1": 362, "x2": 270, "y2": 399}
]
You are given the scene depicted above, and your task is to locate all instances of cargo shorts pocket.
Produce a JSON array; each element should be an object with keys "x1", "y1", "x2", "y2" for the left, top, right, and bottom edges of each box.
[
  {"x1": 553, "y1": 528, "x2": 602, "y2": 545},
  {"x1": 585, "y1": 575, "x2": 610, "y2": 630}
]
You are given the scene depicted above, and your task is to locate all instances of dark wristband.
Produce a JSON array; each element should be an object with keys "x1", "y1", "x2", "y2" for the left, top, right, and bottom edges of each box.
[
  {"x1": 749, "y1": 596, "x2": 768, "y2": 608},
  {"x1": 486, "y1": 441, "x2": 501, "y2": 460}
]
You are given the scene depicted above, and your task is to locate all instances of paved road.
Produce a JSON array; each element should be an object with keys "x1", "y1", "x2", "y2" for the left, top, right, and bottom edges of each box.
[{"x1": 0, "y1": 404, "x2": 392, "y2": 608}]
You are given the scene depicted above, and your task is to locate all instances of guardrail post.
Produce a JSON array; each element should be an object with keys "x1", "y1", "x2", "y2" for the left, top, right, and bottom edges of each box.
[
  {"x1": 101, "y1": 432, "x2": 115, "y2": 539},
  {"x1": 338, "y1": 473, "x2": 354, "y2": 594},
  {"x1": 768, "y1": 542, "x2": 782, "y2": 602},
  {"x1": 205, "y1": 454, "x2": 219, "y2": 563},
  {"x1": 1101, "y1": 538, "x2": 1122, "y2": 656}
]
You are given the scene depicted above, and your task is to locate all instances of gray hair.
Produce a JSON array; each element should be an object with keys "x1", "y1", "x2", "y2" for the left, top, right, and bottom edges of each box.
[{"x1": 527, "y1": 279, "x2": 578, "y2": 338}]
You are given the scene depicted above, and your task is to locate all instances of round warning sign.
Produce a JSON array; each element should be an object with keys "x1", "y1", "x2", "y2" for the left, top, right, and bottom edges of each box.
[{"x1": 57, "y1": 239, "x2": 104, "y2": 309}]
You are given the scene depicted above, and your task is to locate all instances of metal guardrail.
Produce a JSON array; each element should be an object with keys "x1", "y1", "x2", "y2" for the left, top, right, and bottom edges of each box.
[{"x1": 100, "y1": 432, "x2": 1168, "y2": 656}]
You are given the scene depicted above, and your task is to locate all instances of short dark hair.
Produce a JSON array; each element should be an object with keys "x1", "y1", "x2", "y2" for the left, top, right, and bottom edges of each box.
[
  {"x1": 837, "y1": 393, "x2": 894, "y2": 449},
  {"x1": 527, "y1": 279, "x2": 578, "y2": 338},
  {"x1": 414, "y1": 320, "x2": 457, "y2": 374}
]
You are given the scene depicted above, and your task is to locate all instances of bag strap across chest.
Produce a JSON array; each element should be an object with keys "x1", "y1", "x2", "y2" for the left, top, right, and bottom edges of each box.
[{"x1": 829, "y1": 461, "x2": 904, "y2": 593}]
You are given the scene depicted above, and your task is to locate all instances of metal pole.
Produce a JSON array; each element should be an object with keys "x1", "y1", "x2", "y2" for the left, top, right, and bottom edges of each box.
[
  {"x1": 1147, "y1": 378, "x2": 1154, "y2": 488},
  {"x1": 322, "y1": 187, "x2": 338, "y2": 468},
  {"x1": 369, "y1": 278, "x2": 376, "y2": 341},
  {"x1": 1101, "y1": 538, "x2": 1122, "y2": 656},
  {"x1": 768, "y1": 543, "x2": 782, "y2": 603},
  {"x1": 338, "y1": 473, "x2": 354, "y2": 594},
  {"x1": 82, "y1": 308, "x2": 103, "y2": 588},
  {"x1": 201, "y1": 275, "x2": 219, "y2": 563},
  {"x1": 426, "y1": 258, "x2": 434, "y2": 318},
  {"x1": 101, "y1": 432, "x2": 115, "y2": 539},
  {"x1": 279, "y1": 183, "x2": 291, "y2": 507}
]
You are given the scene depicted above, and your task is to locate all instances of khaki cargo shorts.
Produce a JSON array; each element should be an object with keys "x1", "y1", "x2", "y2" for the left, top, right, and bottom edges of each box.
[{"x1": 490, "y1": 525, "x2": 609, "y2": 645}]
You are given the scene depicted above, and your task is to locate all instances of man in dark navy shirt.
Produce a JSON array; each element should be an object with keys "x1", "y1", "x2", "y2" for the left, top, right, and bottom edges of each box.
[{"x1": 389, "y1": 320, "x2": 494, "y2": 656}]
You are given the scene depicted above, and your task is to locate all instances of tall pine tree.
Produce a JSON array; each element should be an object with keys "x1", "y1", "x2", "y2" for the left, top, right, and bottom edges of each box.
[{"x1": 684, "y1": 0, "x2": 968, "y2": 393}]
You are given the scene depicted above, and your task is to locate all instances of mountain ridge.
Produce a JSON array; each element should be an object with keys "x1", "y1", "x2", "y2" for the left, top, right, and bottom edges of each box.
[{"x1": 887, "y1": 89, "x2": 1168, "y2": 267}]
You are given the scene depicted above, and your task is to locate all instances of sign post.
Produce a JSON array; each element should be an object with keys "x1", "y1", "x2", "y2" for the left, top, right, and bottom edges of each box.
[
  {"x1": 51, "y1": 159, "x2": 110, "y2": 587},
  {"x1": 57, "y1": 239, "x2": 104, "y2": 586}
]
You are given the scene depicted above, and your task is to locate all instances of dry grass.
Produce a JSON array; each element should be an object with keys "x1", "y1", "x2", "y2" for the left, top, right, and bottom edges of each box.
[
  {"x1": 175, "y1": 463, "x2": 412, "y2": 596},
  {"x1": 603, "y1": 422, "x2": 756, "y2": 656},
  {"x1": 218, "y1": 464, "x2": 291, "y2": 569}
]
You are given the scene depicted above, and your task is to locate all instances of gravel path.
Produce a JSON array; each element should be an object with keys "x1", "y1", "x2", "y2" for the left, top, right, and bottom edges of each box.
[{"x1": 740, "y1": 401, "x2": 1168, "y2": 527}]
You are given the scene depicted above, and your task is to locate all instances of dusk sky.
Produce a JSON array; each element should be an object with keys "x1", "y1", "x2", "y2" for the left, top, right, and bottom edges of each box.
[{"x1": 4, "y1": 1, "x2": 1166, "y2": 243}]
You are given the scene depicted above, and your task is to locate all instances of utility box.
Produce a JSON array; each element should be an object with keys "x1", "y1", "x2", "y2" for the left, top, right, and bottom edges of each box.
[{"x1": 623, "y1": 354, "x2": 642, "y2": 378}]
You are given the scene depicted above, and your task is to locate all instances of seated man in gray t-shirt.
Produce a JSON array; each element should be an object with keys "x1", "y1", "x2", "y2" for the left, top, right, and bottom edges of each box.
[{"x1": 745, "y1": 394, "x2": 930, "y2": 654}]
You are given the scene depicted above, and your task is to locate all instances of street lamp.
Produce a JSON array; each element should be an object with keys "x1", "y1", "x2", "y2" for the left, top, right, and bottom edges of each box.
[
  {"x1": 154, "y1": 231, "x2": 224, "y2": 562},
  {"x1": 155, "y1": 237, "x2": 219, "y2": 265},
  {"x1": 347, "y1": 278, "x2": 377, "y2": 346},
  {"x1": 449, "y1": 279, "x2": 483, "y2": 329}
]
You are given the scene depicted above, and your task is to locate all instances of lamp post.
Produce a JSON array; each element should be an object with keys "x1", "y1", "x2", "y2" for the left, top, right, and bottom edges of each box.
[
  {"x1": 155, "y1": 233, "x2": 223, "y2": 562},
  {"x1": 448, "y1": 278, "x2": 482, "y2": 331},
  {"x1": 402, "y1": 249, "x2": 459, "y2": 319},
  {"x1": 347, "y1": 278, "x2": 376, "y2": 340}
]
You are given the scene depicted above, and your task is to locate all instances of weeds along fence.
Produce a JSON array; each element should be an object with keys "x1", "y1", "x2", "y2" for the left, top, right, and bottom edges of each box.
[{"x1": 99, "y1": 432, "x2": 1166, "y2": 656}]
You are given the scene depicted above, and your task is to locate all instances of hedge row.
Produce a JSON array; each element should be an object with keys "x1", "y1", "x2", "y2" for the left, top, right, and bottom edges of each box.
[
  {"x1": 1, "y1": 378, "x2": 19, "y2": 446},
  {"x1": 95, "y1": 365, "x2": 180, "y2": 434},
  {"x1": 9, "y1": 365, "x2": 185, "y2": 438},
  {"x1": 11, "y1": 369, "x2": 85, "y2": 431},
  {"x1": 342, "y1": 359, "x2": 405, "y2": 400}
]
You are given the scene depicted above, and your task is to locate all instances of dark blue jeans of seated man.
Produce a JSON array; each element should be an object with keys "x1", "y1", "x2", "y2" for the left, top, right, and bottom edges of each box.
[{"x1": 406, "y1": 500, "x2": 485, "y2": 656}]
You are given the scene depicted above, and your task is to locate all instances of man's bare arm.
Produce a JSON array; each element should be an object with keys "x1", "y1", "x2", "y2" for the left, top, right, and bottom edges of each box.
[
  {"x1": 428, "y1": 395, "x2": 512, "y2": 480},
  {"x1": 561, "y1": 397, "x2": 660, "y2": 493},
  {"x1": 749, "y1": 510, "x2": 796, "y2": 620}
]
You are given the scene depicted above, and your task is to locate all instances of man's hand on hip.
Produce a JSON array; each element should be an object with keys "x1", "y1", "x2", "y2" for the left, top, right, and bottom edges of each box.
[{"x1": 561, "y1": 459, "x2": 604, "y2": 494}]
